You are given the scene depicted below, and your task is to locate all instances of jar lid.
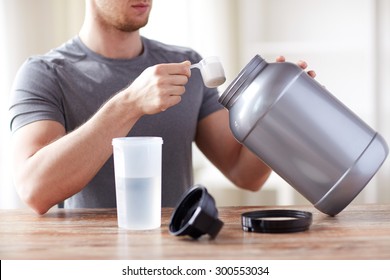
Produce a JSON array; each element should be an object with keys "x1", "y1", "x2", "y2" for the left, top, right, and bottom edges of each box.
[{"x1": 241, "y1": 209, "x2": 313, "y2": 233}]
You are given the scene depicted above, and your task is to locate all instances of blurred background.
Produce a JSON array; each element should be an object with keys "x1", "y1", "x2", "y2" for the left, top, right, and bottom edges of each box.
[{"x1": 1, "y1": 0, "x2": 389, "y2": 209}]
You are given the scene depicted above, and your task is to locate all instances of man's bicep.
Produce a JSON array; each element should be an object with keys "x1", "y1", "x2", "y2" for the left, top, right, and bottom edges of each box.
[
  {"x1": 12, "y1": 120, "x2": 66, "y2": 161},
  {"x1": 195, "y1": 110, "x2": 240, "y2": 174}
]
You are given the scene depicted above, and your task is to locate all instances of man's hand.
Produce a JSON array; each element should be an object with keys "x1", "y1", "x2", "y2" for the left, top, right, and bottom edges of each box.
[
  {"x1": 123, "y1": 61, "x2": 191, "y2": 115},
  {"x1": 276, "y1": 55, "x2": 316, "y2": 78}
]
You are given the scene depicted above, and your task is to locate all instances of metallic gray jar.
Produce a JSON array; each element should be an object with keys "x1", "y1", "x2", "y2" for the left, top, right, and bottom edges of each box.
[{"x1": 219, "y1": 55, "x2": 388, "y2": 216}]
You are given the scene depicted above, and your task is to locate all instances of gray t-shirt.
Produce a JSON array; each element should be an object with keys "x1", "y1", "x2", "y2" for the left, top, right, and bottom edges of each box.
[{"x1": 9, "y1": 36, "x2": 223, "y2": 208}]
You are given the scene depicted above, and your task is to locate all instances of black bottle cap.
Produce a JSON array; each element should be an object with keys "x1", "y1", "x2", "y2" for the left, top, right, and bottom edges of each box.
[{"x1": 241, "y1": 209, "x2": 312, "y2": 233}]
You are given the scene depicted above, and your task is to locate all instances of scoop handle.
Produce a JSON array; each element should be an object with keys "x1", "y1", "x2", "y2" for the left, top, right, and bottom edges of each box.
[{"x1": 190, "y1": 63, "x2": 200, "y2": 70}]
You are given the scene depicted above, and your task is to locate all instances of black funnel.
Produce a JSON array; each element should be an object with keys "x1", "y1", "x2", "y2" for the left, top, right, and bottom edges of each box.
[{"x1": 169, "y1": 184, "x2": 223, "y2": 239}]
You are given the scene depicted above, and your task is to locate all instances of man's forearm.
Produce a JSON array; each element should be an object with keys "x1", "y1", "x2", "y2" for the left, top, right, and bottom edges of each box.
[{"x1": 13, "y1": 92, "x2": 141, "y2": 214}]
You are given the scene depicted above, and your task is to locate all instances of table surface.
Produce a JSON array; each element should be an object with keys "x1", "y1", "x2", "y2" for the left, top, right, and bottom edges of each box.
[{"x1": 1, "y1": 204, "x2": 390, "y2": 260}]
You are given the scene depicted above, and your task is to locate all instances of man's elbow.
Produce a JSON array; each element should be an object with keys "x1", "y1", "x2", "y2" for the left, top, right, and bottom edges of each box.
[
  {"x1": 14, "y1": 179, "x2": 51, "y2": 215},
  {"x1": 235, "y1": 180, "x2": 264, "y2": 192},
  {"x1": 232, "y1": 170, "x2": 272, "y2": 192}
]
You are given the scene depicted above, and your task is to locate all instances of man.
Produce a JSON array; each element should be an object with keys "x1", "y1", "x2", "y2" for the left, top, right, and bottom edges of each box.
[{"x1": 9, "y1": 0, "x2": 314, "y2": 214}]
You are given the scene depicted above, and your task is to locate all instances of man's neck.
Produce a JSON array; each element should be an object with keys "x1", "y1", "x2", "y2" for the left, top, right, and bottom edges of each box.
[{"x1": 78, "y1": 20, "x2": 143, "y2": 60}]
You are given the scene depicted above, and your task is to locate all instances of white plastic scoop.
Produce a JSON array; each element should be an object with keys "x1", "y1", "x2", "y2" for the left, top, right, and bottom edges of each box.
[{"x1": 190, "y1": 56, "x2": 226, "y2": 88}]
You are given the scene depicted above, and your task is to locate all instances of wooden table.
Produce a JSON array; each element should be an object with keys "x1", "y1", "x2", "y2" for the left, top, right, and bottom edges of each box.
[{"x1": 1, "y1": 204, "x2": 390, "y2": 260}]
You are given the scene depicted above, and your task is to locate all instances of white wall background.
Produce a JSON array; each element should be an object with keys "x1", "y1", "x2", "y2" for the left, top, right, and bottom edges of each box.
[
  {"x1": 0, "y1": 0, "x2": 84, "y2": 208},
  {"x1": 1, "y1": 0, "x2": 389, "y2": 208}
]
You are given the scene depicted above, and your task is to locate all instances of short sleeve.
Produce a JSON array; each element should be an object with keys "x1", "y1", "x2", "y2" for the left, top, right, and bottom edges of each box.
[
  {"x1": 198, "y1": 86, "x2": 224, "y2": 121},
  {"x1": 9, "y1": 57, "x2": 65, "y2": 132}
]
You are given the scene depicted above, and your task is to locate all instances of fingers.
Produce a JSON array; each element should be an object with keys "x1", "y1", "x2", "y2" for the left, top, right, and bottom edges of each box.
[
  {"x1": 277, "y1": 56, "x2": 316, "y2": 78},
  {"x1": 275, "y1": 55, "x2": 285, "y2": 63},
  {"x1": 297, "y1": 60, "x2": 316, "y2": 78},
  {"x1": 306, "y1": 70, "x2": 316, "y2": 78},
  {"x1": 153, "y1": 61, "x2": 191, "y2": 111},
  {"x1": 165, "y1": 74, "x2": 189, "y2": 88},
  {"x1": 152, "y1": 61, "x2": 191, "y2": 89},
  {"x1": 160, "y1": 95, "x2": 182, "y2": 112},
  {"x1": 127, "y1": 61, "x2": 192, "y2": 115},
  {"x1": 155, "y1": 61, "x2": 191, "y2": 78},
  {"x1": 297, "y1": 60, "x2": 308, "y2": 69}
]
